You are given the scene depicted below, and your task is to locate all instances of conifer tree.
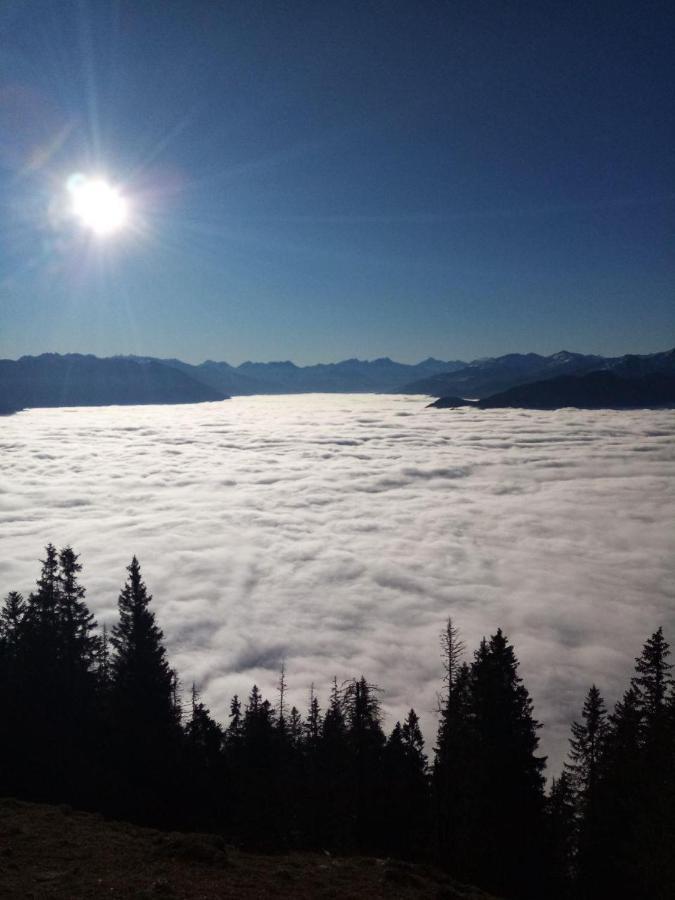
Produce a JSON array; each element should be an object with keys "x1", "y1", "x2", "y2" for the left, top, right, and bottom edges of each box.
[
  {"x1": 0, "y1": 592, "x2": 25, "y2": 652},
  {"x1": 26, "y1": 544, "x2": 60, "y2": 634},
  {"x1": 109, "y1": 556, "x2": 179, "y2": 822},
  {"x1": 437, "y1": 629, "x2": 547, "y2": 898},
  {"x1": 318, "y1": 677, "x2": 350, "y2": 849},
  {"x1": 382, "y1": 709, "x2": 429, "y2": 857},
  {"x1": 632, "y1": 627, "x2": 672, "y2": 741},
  {"x1": 433, "y1": 620, "x2": 472, "y2": 868},
  {"x1": 20, "y1": 546, "x2": 68, "y2": 799},
  {"x1": 238, "y1": 684, "x2": 283, "y2": 847},
  {"x1": 0, "y1": 592, "x2": 26, "y2": 795},
  {"x1": 595, "y1": 686, "x2": 643, "y2": 898},
  {"x1": 565, "y1": 685, "x2": 608, "y2": 897},
  {"x1": 226, "y1": 694, "x2": 243, "y2": 747},
  {"x1": 304, "y1": 685, "x2": 322, "y2": 749},
  {"x1": 343, "y1": 677, "x2": 385, "y2": 851},
  {"x1": 184, "y1": 684, "x2": 225, "y2": 829},
  {"x1": 546, "y1": 772, "x2": 577, "y2": 899},
  {"x1": 57, "y1": 547, "x2": 99, "y2": 671}
]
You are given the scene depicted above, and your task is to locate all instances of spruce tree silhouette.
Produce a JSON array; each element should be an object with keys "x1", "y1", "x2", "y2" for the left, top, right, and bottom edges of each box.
[
  {"x1": 239, "y1": 684, "x2": 282, "y2": 848},
  {"x1": 598, "y1": 685, "x2": 644, "y2": 899},
  {"x1": 299, "y1": 686, "x2": 323, "y2": 846},
  {"x1": 628, "y1": 630, "x2": 673, "y2": 898},
  {"x1": 546, "y1": 771, "x2": 577, "y2": 899},
  {"x1": 343, "y1": 677, "x2": 385, "y2": 852},
  {"x1": 21, "y1": 545, "x2": 88, "y2": 800},
  {"x1": 433, "y1": 619, "x2": 472, "y2": 870},
  {"x1": 184, "y1": 684, "x2": 225, "y2": 830},
  {"x1": 55, "y1": 547, "x2": 100, "y2": 804},
  {"x1": 0, "y1": 591, "x2": 26, "y2": 796},
  {"x1": 110, "y1": 556, "x2": 180, "y2": 824},
  {"x1": 318, "y1": 677, "x2": 350, "y2": 850},
  {"x1": 382, "y1": 709, "x2": 429, "y2": 858},
  {"x1": 564, "y1": 685, "x2": 608, "y2": 897},
  {"x1": 439, "y1": 629, "x2": 547, "y2": 898}
]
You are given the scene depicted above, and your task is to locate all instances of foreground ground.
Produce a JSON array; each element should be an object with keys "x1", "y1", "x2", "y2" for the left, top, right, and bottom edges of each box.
[{"x1": 0, "y1": 798, "x2": 496, "y2": 899}]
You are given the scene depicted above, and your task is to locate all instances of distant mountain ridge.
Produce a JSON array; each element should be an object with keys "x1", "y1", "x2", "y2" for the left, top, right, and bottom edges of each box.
[
  {"x1": 120, "y1": 354, "x2": 467, "y2": 396},
  {"x1": 401, "y1": 348, "x2": 675, "y2": 398},
  {"x1": 0, "y1": 354, "x2": 226, "y2": 414},
  {"x1": 2, "y1": 348, "x2": 674, "y2": 413},
  {"x1": 429, "y1": 370, "x2": 675, "y2": 410}
]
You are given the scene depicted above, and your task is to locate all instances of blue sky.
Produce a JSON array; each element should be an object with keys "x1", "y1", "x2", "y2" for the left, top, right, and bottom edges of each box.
[{"x1": 1, "y1": 0, "x2": 673, "y2": 364}]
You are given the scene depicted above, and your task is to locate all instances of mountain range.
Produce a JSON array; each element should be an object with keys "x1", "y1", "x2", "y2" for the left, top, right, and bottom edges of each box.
[
  {"x1": 0, "y1": 354, "x2": 225, "y2": 415},
  {"x1": 1, "y1": 347, "x2": 674, "y2": 413},
  {"x1": 429, "y1": 370, "x2": 675, "y2": 410},
  {"x1": 400, "y1": 348, "x2": 675, "y2": 398}
]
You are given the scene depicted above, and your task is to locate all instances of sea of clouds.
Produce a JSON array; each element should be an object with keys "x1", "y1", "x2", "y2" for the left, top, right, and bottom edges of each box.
[{"x1": 1, "y1": 394, "x2": 674, "y2": 770}]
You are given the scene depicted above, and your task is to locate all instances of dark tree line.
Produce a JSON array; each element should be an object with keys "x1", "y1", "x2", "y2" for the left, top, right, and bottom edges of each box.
[{"x1": 1, "y1": 547, "x2": 673, "y2": 899}]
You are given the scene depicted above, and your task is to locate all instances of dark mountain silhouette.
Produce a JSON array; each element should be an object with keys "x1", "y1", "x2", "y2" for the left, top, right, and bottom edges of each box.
[
  {"x1": 404, "y1": 348, "x2": 675, "y2": 398},
  {"x1": 4, "y1": 349, "x2": 674, "y2": 412},
  {"x1": 429, "y1": 371, "x2": 675, "y2": 410},
  {"x1": 0, "y1": 354, "x2": 227, "y2": 414},
  {"x1": 148, "y1": 355, "x2": 467, "y2": 395}
]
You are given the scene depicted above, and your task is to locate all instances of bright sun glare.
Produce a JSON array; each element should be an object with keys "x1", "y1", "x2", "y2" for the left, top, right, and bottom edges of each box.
[{"x1": 67, "y1": 173, "x2": 128, "y2": 236}]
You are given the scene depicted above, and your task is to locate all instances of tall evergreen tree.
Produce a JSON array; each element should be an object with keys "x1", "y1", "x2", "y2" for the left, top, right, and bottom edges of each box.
[
  {"x1": 0, "y1": 591, "x2": 25, "y2": 651},
  {"x1": 109, "y1": 556, "x2": 179, "y2": 823},
  {"x1": 238, "y1": 684, "x2": 283, "y2": 847},
  {"x1": 564, "y1": 685, "x2": 608, "y2": 897},
  {"x1": 627, "y1": 630, "x2": 673, "y2": 898},
  {"x1": 382, "y1": 709, "x2": 429, "y2": 858},
  {"x1": 57, "y1": 547, "x2": 99, "y2": 672},
  {"x1": 546, "y1": 772, "x2": 577, "y2": 899},
  {"x1": 19, "y1": 546, "x2": 67, "y2": 799},
  {"x1": 0, "y1": 592, "x2": 26, "y2": 795},
  {"x1": 433, "y1": 619, "x2": 472, "y2": 867},
  {"x1": 435, "y1": 629, "x2": 547, "y2": 898},
  {"x1": 318, "y1": 677, "x2": 350, "y2": 850},
  {"x1": 343, "y1": 677, "x2": 386, "y2": 851},
  {"x1": 183, "y1": 684, "x2": 225, "y2": 830}
]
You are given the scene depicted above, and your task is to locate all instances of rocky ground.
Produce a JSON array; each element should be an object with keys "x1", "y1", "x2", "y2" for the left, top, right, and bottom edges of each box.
[{"x1": 0, "y1": 798, "x2": 497, "y2": 899}]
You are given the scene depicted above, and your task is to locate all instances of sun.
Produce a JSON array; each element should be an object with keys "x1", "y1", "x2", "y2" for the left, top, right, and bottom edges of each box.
[{"x1": 67, "y1": 173, "x2": 129, "y2": 236}]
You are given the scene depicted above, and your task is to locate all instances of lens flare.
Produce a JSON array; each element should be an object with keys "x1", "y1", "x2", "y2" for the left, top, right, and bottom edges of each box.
[{"x1": 67, "y1": 173, "x2": 128, "y2": 236}]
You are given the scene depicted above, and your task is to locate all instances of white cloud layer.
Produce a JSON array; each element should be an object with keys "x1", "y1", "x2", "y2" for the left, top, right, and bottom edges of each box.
[{"x1": 1, "y1": 395, "x2": 674, "y2": 771}]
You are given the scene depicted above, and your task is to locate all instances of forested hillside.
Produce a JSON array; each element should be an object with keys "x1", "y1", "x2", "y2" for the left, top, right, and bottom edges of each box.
[{"x1": 1, "y1": 548, "x2": 673, "y2": 899}]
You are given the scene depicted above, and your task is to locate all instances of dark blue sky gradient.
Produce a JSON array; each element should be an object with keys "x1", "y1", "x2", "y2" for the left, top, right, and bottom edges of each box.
[{"x1": 1, "y1": 0, "x2": 673, "y2": 363}]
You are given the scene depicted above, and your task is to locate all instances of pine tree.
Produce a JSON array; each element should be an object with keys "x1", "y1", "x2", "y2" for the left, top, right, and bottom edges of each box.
[
  {"x1": 565, "y1": 685, "x2": 608, "y2": 897},
  {"x1": 433, "y1": 619, "x2": 472, "y2": 869},
  {"x1": 438, "y1": 629, "x2": 547, "y2": 898},
  {"x1": 343, "y1": 677, "x2": 385, "y2": 851},
  {"x1": 440, "y1": 617, "x2": 465, "y2": 697},
  {"x1": 239, "y1": 684, "x2": 282, "y2": 848},
  {"x1": 26, "y1": 544, "x2": 60, "y2": 634},
  {"x1": 0, "y1": 592, "x2": 26, "y2": 651},
  {"x1": 109, "y1": 556, "x2": 179, "y2": 823},
  {"x1": 184, "y1": 684, "x2": 225, "y2": 830},
  {"x1": 57, "y1": 547, "x2": 99, "y2": 671},
  {"x1": 627, "y1": 631, "x2": 674, "y2": 898},
  {"x1": 318, "y1": 677, "x2": 350, "y2": 850},
  {"x1": 0, "y1": 592, "x2": 26, "y2": 795},
  {"x1": 382, "y1": 709, "x2": 429, "y2": 857},
  {"x1": 20, "y1": 547, "x2": 76, "y2": 800},
  {"x1": 632, "y1": 627, "x2": 672, "y2": 742},
  {"x1": 546, "y1": 772, "x2": 577, "y2": 899},
  {"x1": 226, "y1": 694, "x2": 243, "y2": 747},
  {"x1": 304, "y1": 685, "x2": 322, "y2": 750},
  {"x1": 596, "y1": 686, "x2": 643, "y2": 899}
]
